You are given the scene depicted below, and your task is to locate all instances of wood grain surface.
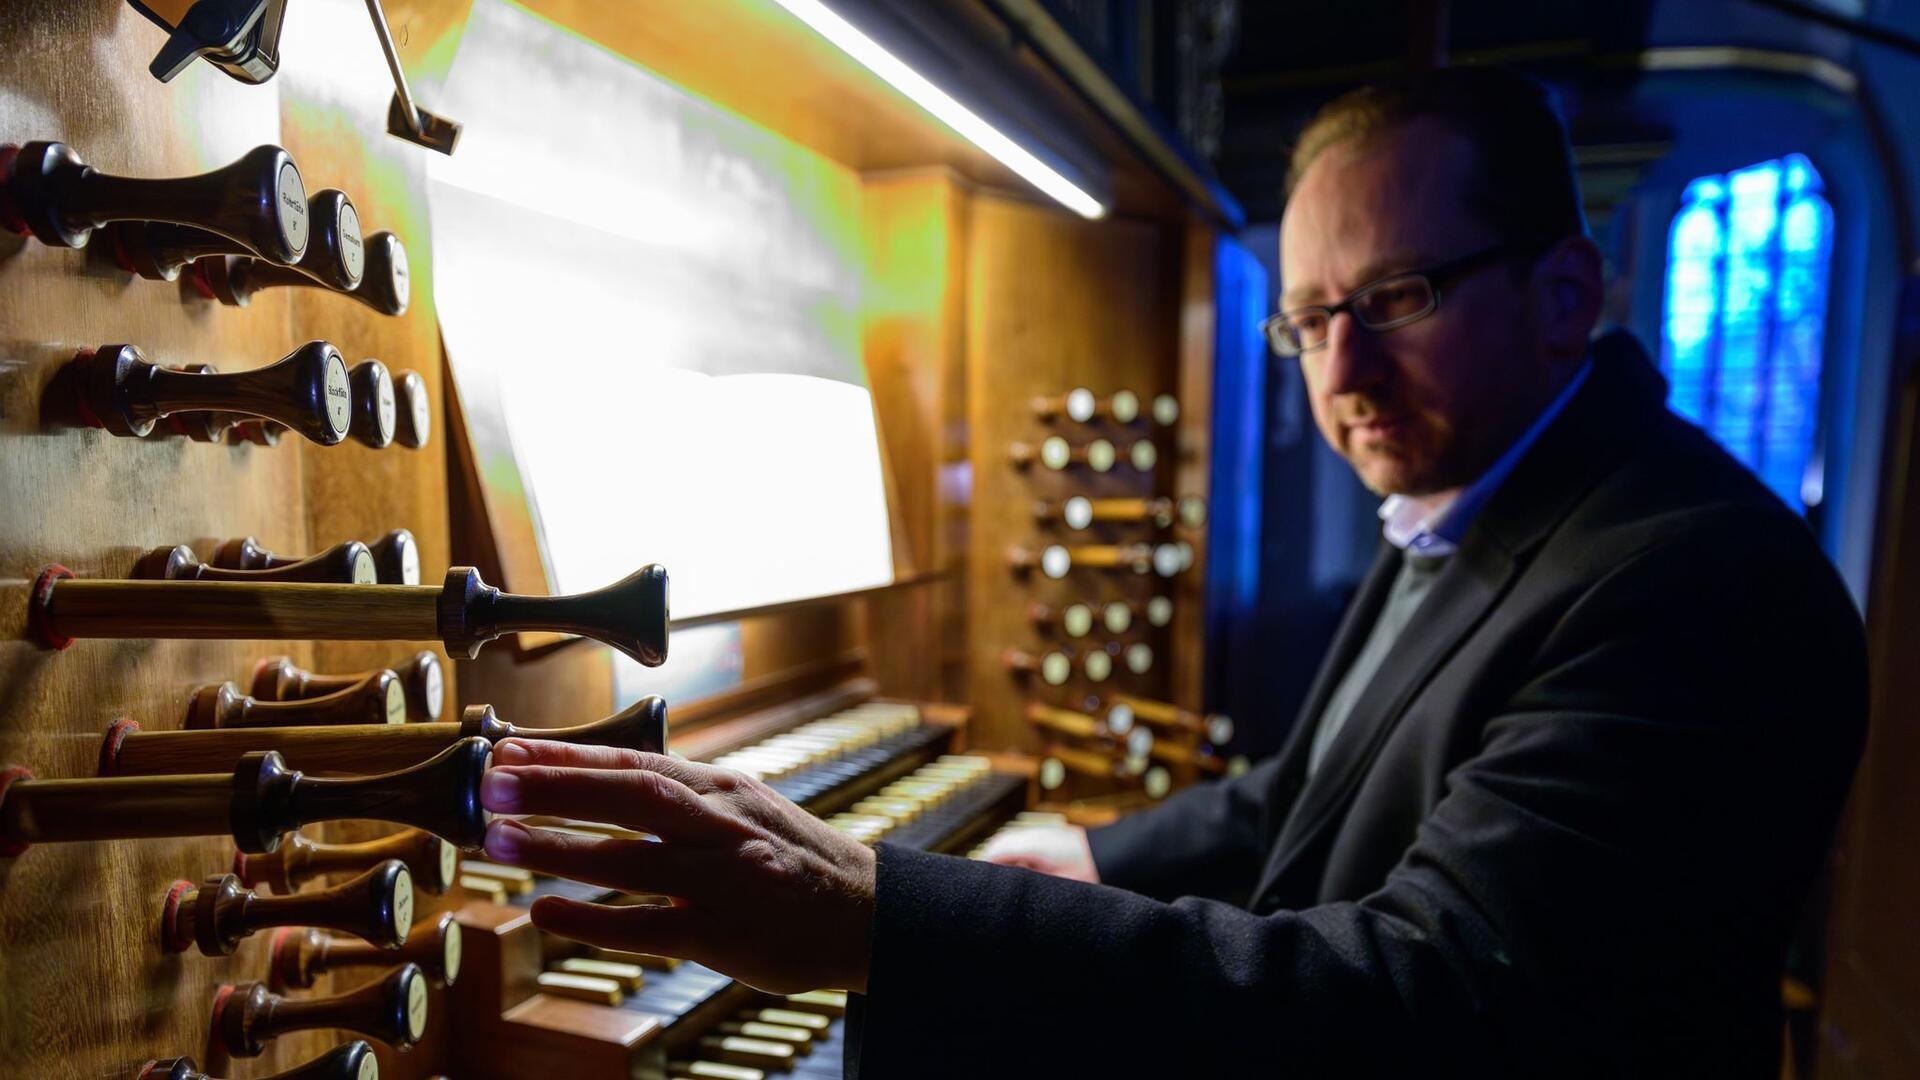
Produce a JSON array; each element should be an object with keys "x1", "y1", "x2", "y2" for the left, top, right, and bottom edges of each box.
[{"x1": 0, "y1": 2, "x2": 460, "y2": 1075}]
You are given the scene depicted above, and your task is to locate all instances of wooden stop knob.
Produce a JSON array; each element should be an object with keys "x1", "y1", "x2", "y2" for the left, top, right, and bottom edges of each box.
[{"x1": 213, "y1": 964, "x2": 428, "y2": 1057}]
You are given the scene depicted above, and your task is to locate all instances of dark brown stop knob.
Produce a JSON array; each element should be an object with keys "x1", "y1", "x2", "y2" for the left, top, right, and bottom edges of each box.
[
  {"x1": 103, "y1": 188, "x2": 360, "y2": 288},
  {"x1": 270, "y1": 910, "x2": 461, "y2": 990},
  {"x1": 135, "y1": 540, "x2": 376, "y2": 584},
  {"x1": 0, "y1": 738, "x2": 490, "y2": 856},
  {"x1": 186, "y1": 673, "x2": 406, "y2": 729},
  {"x1": 0, "y1": 141, "x2": 307, "y2": 262},
  {"x1": 213, "y1": 533, "x2": 410, "y2": 584},
  {"x1": 193, "y1": 228, "x2": 408, "y2": 316},
  {"x1": 162, "y1": 859, "x2": 413, "y2": 957},
  {"x1": 392, "y1": 370, "x2": 430, "y2": 449},
  {"x1": 237, "y1": 829, "x2": 458, "y2": 896},
  {"x1": 137, "y1": 1041, "x2": 376, "y2": 1080},
  {"x1": 251, "y1": 648, "x2": 442, "y2": 720},
  {"x1": 212, "y1": 963, "x2": 428, "y2": 1057},
  {"x1": 67, "y1": 341, "x2": 351, "y2": 444}
]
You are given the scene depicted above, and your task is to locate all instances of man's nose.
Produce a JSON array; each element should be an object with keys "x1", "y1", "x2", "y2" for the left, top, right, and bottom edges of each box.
[{"x1": 1317, "y1": 310, "x2": 1390, "y2": 396}]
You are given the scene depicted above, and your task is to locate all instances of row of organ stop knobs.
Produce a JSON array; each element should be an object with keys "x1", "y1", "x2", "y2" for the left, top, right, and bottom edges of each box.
[
  {"x1": 0, "y1": 136, "x2": 681, "y2": 1078},
  {"x1": 2, "y1": 139, "x2": 431, "y2": 450},
  {"x1": 1004, "y1": 387, "x2": 1238, "y2": 799}
]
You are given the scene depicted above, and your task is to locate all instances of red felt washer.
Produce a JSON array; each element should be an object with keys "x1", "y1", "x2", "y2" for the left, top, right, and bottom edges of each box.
[
  {"x1": 0, "y1": 765, "x2": 34, "y2": 857},
  {"x1": 159, "y1": 879, "x2": 194, "y2": 953},
  {"x1": 207, "y1": 983, "x2": 237, "y2": 1056},
  {"x1": 97, "y1": 718, "x2": 140, "y2": 776},
  {"x1": 26, "y1": 564, "x2": 73, "y2": 650}
]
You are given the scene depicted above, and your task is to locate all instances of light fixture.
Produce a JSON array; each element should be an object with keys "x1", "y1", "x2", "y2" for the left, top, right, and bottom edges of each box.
[{"x1": 769, "y1": 0, "x2": 1108, "y2": 219}]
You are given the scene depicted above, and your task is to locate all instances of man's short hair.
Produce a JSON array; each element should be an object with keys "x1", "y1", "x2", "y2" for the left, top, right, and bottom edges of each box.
[{"x1": 1288, "y1": 67, "x2": 1588, "y2": 243}]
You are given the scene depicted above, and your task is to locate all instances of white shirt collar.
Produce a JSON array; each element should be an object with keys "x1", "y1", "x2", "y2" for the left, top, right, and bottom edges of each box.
[{"x1": 1378, "y1": 360, "x2": 1592, "y2": 556}]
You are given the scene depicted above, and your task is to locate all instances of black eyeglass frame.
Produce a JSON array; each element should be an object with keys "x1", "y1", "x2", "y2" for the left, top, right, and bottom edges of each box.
[{"x1": 1262, "y1": 238, "x2": 1557, "y2": 358}]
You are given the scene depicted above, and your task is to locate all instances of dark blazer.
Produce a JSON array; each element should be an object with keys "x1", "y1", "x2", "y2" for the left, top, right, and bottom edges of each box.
[{"x1": 849, "y1": 333, "x2": 1867, "y2": 1078}]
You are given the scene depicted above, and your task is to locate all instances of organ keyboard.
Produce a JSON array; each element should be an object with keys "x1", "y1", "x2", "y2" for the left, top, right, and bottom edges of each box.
[{"x1": 445, "y1": 681, "x2": 1043, "y2": 1077}]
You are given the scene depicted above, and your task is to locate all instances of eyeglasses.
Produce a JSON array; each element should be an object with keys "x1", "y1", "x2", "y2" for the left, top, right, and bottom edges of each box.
[{"x1": 1261, "y1": 240, "x2": 1548, "y2": 358}]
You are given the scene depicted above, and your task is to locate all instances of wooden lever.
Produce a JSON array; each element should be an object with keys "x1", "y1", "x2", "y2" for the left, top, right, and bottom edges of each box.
[
  {"x1": 1027, "y1": 602, "x2": 1094, "y2": 637},
  {"x1": 236, "y1": 829, "x2": 457, "y2": 896},
  {"x1": 1010, "y1": 543, "x2": 1185, "y2": 579},
  {"x1": 194, "y1": 229, "x2": 410, "y2": 316},
  {"x1": 270, "y1": 911, "x2": 461, "y2": 990},
  {"x1": 186, "y1": 673, "x2": 406, "y2": 729},
  {"x1": 1, "y1": 737, "x2": 490, "y2": 855},
  {"x1": 137, "y1": 1042, "x2": 376, "y2": 1080},
  {"x1": 393, "y1": 370, "x2": 430, "y2": 448},
  {"x1": 1026, "y1": 702, "x2": 1152, "y2": 759},
  {"x1": 29, "y1": 562, "x2": 670, "y2": 668},
  {"x1": 215, "y1": 529, "x2": 417, "y2": 585},
  {"x1": 1003, "y1": 648, "x2": 1073, "y2": 688},
  {"x1": 1034, "y1": 496, "x2": 1175, "y2": 530},
  {"x1": 104, "y1": 188, "x2": 362, "y2": 289},
  {"x1": 1008, "y1": 436, "x2": 1114, "y2": 473},
  {"x1": 1031, "y1": 387, "x2": 1139, "y2": 424},
  {"x1": 253, "y1": 649, "x2": 443, "y2": 720},
  {"x1": 1108, "y1": 693, "x2": 1235, "y2": 746},
  {"x1": 0, "y1": 141, "x2": 308, "y2": 262},
  {"x1": 213, "y1": 963, "x2": 428, "y2": 1056},
  {"x1": 103, "y1": 696, "x2": 669, "y2": 777},
  {"x1": 163, "y1": 859, "x2": 413, "y2": 957},
  {"x1": 66, "y1": 341, "x2": 351, "y2": 444},
  {"x1": 135, "y1": 541, "x2": 377, "y2": 585}
]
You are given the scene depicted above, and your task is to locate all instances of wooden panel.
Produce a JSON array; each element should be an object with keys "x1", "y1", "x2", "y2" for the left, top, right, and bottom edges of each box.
[
  {"x1": 861, "y1": 170, "x2": 972, "y2": 702},
  {"x1": 1818, "y1": 346, "x2": 1920, "y2": 1078},
  {"x1": 962, "y1": 193, "x2": 1192, "y2": 765},
  {"x1": 0, "y1": 3, "x2": 462, "y2": 1075}
]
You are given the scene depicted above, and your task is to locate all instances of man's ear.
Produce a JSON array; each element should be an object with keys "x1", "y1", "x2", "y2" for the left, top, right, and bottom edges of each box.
[{"x1": 1533, "y1": 235, "x2": 1605, "y2": 357}]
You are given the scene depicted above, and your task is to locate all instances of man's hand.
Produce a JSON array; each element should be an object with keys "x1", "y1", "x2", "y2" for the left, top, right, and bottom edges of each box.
[
  {"x1": 478, "y1": 738, "x2": 876, "y2": 994},
  {"x1": 978, "y1": 824, "x2": 1099, "y2": 883}
]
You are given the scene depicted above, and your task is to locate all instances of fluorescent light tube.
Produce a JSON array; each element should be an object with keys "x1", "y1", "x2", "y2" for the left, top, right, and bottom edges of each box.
[{"x1": 770, "y1": 0, "x2": 1108, "y2": 219}]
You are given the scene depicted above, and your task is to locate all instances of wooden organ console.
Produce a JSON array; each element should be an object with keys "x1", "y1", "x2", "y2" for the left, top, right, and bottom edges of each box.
[{"x1": 0, "y1": 2, "x2": 1226, "y2": 1076}]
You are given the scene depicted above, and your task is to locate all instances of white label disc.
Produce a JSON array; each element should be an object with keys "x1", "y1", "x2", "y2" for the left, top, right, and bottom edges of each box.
[
  {"x1": 1147, "y1": 596, "x2": 1174, "y2": 627},
  {"x1": 1126, "y1": 643, "x2": 1153, "y2": 674},
  {"x1": 1065, "y1": 387, "x2": 1095, "y2": 423},
  {"x1": 1062, "y1": 604, "x2": 1093, "y2": 637},
  {"x1": 1152, "y1": 394, "x2": 1179, "y2": 426},
  {"x1": 338, "y1": 200, "x2": 365, "y2": 281},
  {"x1": 1040, "y1": 436, "x2": 1071, "y2": 470},
  {"x1": 322, "y1": 352, "x2": 351, "y2": 437},
  {"x1": 1064, "y1": 496, "x2": 1093, "y2": 531},
  {"x1": 1040, "y1": 653, "x2": 1072, "y2": 686},
  {"x1": 1106, "y1": 703, "x2": 1134, "y2": 735},
  {"x1": 1103, "y1": 602, "x2": 1133, "y2": 634},
  {"x1": 383, "y1": 678, "x2": 406, "y2": 724},
  {"x1": 1111, "y1": 390, "x2": 1140, "y2": 424},
  {"x1": 351, "y1": 549, "x2": 378, "y2": 585},
  {"x1": 423, "y1": 659, "x2": 445, "y2": 718},
  {"x1": 276, "y1": 162, "x2": 309, "y2": 256},
  {"x1": 1130, "y1": 440, "x2": 1158, "y2": 472},
  {"x1": 1041, "y1": 546, "x2": 1071, "y2": 580},
  {"x1": 1084, "y1": 651, "x2": 1112, "y2": 683},
  {"x1": 1039, "y1": 757, "x2": 1066, "y2": 790},
  {"x1": 443, "y1": 920, "x2": 464, "y2": 983},
  {"x1": 392, "y1": 869, "x2": 415, "y2": 940},
  {"x1": 1087, "y1": 440, "x2": 1115, "y2": 473},
  {"x1": 405, "y1": 969, "x2": 429, "y2": 1040}
]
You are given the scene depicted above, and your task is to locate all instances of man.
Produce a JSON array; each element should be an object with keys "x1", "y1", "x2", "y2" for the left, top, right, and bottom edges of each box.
[{"x1": 476, "y1": 68, "x2": 1866, "y2": 1076}]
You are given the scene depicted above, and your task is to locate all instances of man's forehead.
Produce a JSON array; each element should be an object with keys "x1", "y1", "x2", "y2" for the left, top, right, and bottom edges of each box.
[{"x1": 1278, "y1": 123, "x2": 1484, "y2": 304}]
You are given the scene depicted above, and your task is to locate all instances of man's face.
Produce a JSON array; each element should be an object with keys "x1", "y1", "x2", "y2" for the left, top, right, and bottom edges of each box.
[{"x1": 1279, "y1": 119, "x2": 1555, "y2": 496}]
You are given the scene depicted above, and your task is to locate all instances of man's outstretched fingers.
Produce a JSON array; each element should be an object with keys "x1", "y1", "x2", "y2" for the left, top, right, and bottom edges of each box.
[
  {"x1": 529, "y1": 895, "x2": 702, "y2": 962},
  {"x1": 484, "y1": 820, "x2": 727, "y2": 899},
  {"x1": 495, "y1": 738, "x2": 740, "y2": 794},
  {"x1": 482, "y1": 763, "x2": 735, "y2": 842}
]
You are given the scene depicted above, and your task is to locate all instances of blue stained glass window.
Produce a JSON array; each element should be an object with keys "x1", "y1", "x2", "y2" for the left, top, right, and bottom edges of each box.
[{"x1": 1659, "y1": 155, "x2": 1834, "y2": 512}]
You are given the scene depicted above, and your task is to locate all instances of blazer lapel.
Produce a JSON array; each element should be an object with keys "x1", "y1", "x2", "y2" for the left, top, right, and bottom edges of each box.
[{"x1": 1253, "y1": 539, "x2": 1518, "y2": 899}]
